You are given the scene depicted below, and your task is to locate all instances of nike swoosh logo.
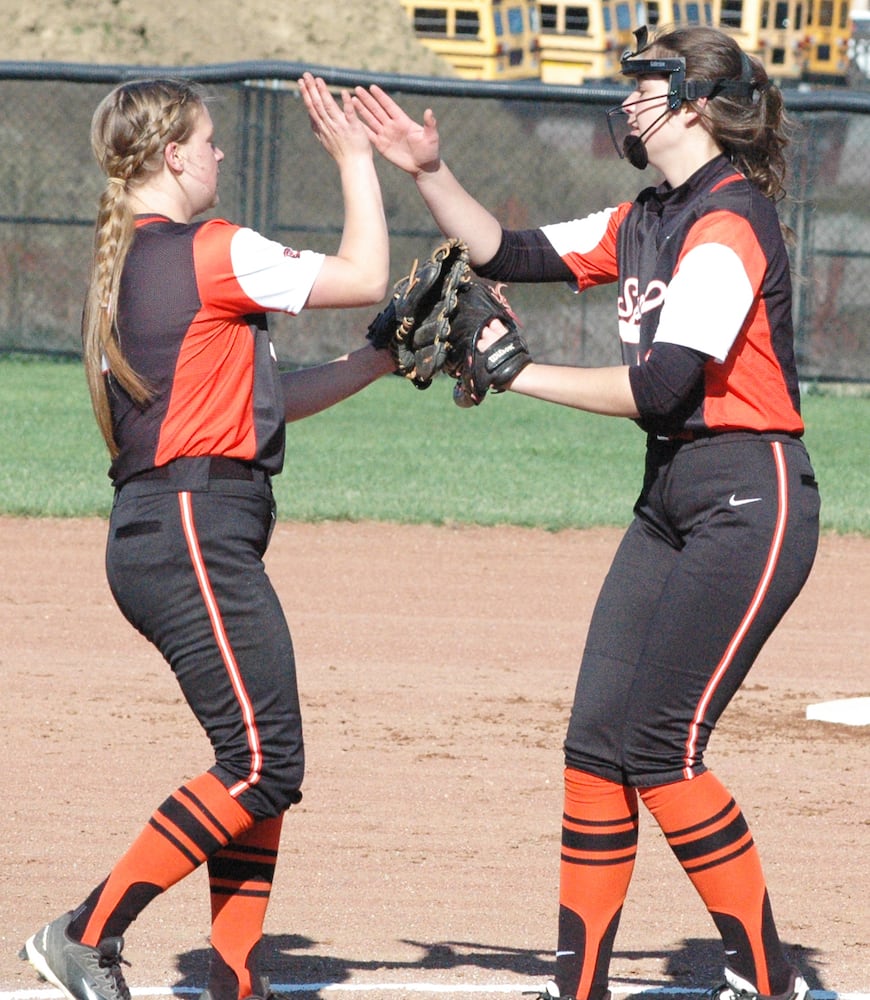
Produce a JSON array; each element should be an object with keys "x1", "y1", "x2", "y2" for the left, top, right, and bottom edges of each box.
[{"x1": 729, "y1": 494, "x2": 762, "y2": 506}]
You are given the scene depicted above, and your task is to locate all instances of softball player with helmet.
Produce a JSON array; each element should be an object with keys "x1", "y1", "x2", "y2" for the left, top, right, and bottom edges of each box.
[
  {"x1": 354, "y1": 25, "x2": 820, "y2": 1000},
  {"x1": 22, "y1": 74, "x2": 394, "y2": 1000}
]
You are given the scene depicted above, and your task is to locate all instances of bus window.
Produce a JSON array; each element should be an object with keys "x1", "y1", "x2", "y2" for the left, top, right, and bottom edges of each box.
[
  {"x1": 838, "y1": 0, "x2": 847, "y2": 28},
  {"x1": 795, "y1": 2, "x2": 803, "y2": 30},
  {"x1": 456, "y1": 9, "x2": 481, "y2": 33},
  {"x1": 540, "y1": 3, "x2": 557, "y2": 28},
  {"x1": 647, "y1": 1, "x2": 661, "y2": 25},
  {"x1": 685, "y1": 3, "x2": 701, "y2": 22},
  {"x1": 414, "y1": 7, "x2": 448, "y2": 32},
  {"x1": 775, "y1": 2, "x2": 788, "y2": 28},
  {"x1": 616, "y1": 1, "x2": 633, "y2": 28},
  {"x1": 819, "y1": 0, "x2": 833, "y2": 24},
  {"x1": 721, "y1": 0, "x2": 744, "y2": 27},
  {"x1": 508, "y1": 5, "x2": 525, "y2": 31},
  {"x1": 566, "y1": 5, "x2": 592, "y2": 30}
]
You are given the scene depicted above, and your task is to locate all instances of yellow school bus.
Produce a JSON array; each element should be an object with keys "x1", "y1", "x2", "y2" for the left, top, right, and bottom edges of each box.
[
  {"x1": 798, "y1": 0, "x2": 852, "y2": 81},
  {"x1": 400, "y1": 0, "x2": 540, "y2": 79},
  {"x1": 720, "y1": 0, "x2": 805, "y2": 78},
  {"x1": 402, "y1": 0, "x2": 850, "y2": 85},
  {"x1": 537, "y1": 0, "x2": 641, "y2": 83},
  {"x1": 537, "y1": 0, "x2": 719, "y2": 83},
  {"x1": 719, "y1": 0, "x2": 851, "y2": 81}
]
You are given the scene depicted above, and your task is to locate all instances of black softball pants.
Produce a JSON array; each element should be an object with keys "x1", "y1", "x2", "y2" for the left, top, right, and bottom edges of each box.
[
  {"x1": 106, "y1": 460, "x2": 303, "y2": 819},
  {"x1": 565, "y1": 432, "x2": 820, "y2": 786}
]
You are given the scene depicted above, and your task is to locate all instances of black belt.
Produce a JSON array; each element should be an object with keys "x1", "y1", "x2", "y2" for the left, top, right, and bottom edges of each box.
[
  {"x1": 126, "y1": 457, "x2": 257, "y2": 484},
  {"x1": 655, "y1": 429, "x2": 719, "y2": 442},
  {"x1": 654, "y1": 429, "x2": 802, "y2": 443}
]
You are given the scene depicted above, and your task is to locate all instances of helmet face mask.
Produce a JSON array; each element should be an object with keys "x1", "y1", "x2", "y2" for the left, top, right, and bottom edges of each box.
[{"x1": 605, "y1": 27, "x2": 686, "y2": 169}]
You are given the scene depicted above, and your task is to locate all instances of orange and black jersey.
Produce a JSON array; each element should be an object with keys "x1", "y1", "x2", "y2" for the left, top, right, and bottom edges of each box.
[
  {"x1": 478, "y1": 154, "x2": 803, "y2": 438},
  {"x1": 106, "y1": 215, "x2": 324, "y2": 486}
]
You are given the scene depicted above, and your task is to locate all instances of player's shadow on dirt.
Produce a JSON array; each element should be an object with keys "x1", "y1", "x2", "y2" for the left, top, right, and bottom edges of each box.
[
  {"x1": 616, "y1": 939, "x2": 827, "y2": 995},
  {"x1": 172, "y1": 935, "x2": 552, "y2": 995},
  {"x1": 172, "y1": 935, "x2": 828, "y2": 998}
]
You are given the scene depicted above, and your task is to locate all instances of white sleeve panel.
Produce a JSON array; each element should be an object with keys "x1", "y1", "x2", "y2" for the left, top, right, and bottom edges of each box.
[
  {"x1": 229, "y1": 227, "x2": 325, "y2": 315},
  {"x1": 541, "y1": 208, "x2": 618, "y2": 257},
  {"x1": 655, "y1": 243, "x2": 755, "y2": 363}
]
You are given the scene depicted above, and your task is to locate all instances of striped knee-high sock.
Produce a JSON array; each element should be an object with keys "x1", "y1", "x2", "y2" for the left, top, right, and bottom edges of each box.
[
  {"x1": 205, "y1": 815, "x2": 284, "y2": 1000},
  {"x1": 556, "y1": 767, "x2": 639, "y2": 1000},
  {"x1": 639, "y1": 771, "x2": 791, "y2": 995},
  {"x1": 69, "y1": 772, "x2": 255, "y2": 946}
]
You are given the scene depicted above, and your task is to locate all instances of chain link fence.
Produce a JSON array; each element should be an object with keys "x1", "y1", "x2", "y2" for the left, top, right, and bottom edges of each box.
[{"x1": 1, "y1": 62, "x2": 868, "y2": 383}]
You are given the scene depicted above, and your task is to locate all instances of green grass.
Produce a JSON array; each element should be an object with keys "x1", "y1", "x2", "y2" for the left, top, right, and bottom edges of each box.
[{"x1": 0, "y1": 356, "x2": 866, "y2": 533}]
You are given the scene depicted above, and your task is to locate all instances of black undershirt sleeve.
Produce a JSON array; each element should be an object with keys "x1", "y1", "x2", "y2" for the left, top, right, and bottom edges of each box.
[
  {"x1": 478, "y1": 232, "x2": 708, "y2": 424},
  {"x1": 628, "y1": 342, "x2": 709, "y2": 420},
  {"x1": 475, "y1": 228, "x2": 575, "y2": 283}
]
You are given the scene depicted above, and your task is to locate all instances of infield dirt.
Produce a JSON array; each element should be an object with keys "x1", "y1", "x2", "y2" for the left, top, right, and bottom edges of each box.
[{"x1": 1, "y1": 518, "x2": 867, "y2": 997}]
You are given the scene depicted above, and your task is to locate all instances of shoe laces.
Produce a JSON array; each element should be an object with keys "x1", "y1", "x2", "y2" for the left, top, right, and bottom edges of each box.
[
  {"x1": 711, "y1": 981, "x2": 767, "y2": 1000},
  {"x1": 97, "y1": 938, "x2": 131, "y2": 1000}
]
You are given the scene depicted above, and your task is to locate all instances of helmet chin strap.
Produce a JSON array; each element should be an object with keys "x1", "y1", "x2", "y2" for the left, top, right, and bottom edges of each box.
[{"x1": 607, "y1": 94, "x2": 674, "y2": 171}]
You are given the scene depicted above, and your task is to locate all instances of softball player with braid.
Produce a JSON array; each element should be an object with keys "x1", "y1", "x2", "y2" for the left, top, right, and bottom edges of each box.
[
  {"x1": 21, "y1": 74, "x2": 393, "y2": 1000},
  {"x1": 354, "y1": 25, "x2": 820, "y2": 1000}
]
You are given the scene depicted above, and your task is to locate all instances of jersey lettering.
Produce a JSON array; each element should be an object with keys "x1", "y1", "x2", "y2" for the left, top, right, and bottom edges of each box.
[{"x1": 617, "y1": 276, "x2": 668, "y2": 345}]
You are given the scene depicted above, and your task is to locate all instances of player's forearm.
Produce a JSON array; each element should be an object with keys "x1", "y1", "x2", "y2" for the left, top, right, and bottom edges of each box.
[
  {"x1": 507, "y1": 362, "x2": 640, "y2": 418},
  {"x1": 281, "y1": 343, "x2": 394, "y2": 422},
  {"x1": 415, "y1": 162, "x2": 503, "y2": 266},
  {"x1": 312, "y1": 154, "x2": 389, "y2": 307}
]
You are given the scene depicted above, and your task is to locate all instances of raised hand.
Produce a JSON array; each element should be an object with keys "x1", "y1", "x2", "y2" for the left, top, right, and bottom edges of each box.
[
  {"x1": 298, "y1": 72, "x2": 372, "y2": 165},
  {"x1": 352, "y1": 84, "x2": 441, "y2": 176}
]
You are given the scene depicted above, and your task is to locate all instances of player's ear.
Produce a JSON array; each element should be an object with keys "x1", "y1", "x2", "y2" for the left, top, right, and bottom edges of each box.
[
  {"x1": 682, "y1": 96, "x2": 708, "y2": 124},
  {"x1": 164, "y1": 141, "x2": 184, "y2": 174}
]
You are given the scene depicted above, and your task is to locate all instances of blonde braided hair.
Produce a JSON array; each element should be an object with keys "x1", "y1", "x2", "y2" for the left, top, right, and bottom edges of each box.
[{"x1": 82, "y1": 78, "x2": 207, "y2": 456}]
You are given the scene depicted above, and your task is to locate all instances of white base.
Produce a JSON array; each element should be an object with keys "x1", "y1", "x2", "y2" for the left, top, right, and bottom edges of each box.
[{"x1": 806, "y1": 697, "x2": 870, "y2": 726}]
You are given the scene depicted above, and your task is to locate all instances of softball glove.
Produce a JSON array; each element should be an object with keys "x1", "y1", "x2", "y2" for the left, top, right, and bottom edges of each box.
[
  {"x1": 446, "y1": 281, "x2": 532, "y2": 407},
  {"x1": 367, "y1": 238, "x2": 472, "y2": 389}
]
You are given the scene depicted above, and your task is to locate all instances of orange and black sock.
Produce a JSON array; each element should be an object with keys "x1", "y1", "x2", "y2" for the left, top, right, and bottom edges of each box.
[
  {"x1": 68, "y1": 772, "x2": 255, "y2": 946},
  {"x1": 639, "y1": 771, "x2": 792, "y2": 995},
  {"x1": 205, "y1": 815, "x2": 284, "y2": 1000},
  {"x1": 556, "y1": 767, "x2": 639, "y2": 1000}
]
